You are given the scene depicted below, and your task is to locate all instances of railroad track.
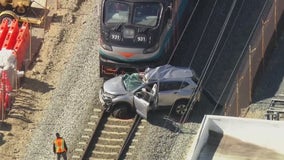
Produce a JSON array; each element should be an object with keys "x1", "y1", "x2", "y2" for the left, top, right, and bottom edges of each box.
[{"x1": 71, "y1": 108, "x2": 147, "y2": 160}]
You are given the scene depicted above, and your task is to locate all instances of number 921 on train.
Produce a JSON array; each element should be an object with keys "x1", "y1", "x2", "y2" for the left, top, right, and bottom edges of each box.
[{"x1": 99, "y1": 0, "x2": 194, "y2": 78}]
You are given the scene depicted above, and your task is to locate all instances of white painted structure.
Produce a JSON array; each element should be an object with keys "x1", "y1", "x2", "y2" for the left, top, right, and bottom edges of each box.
[{"x1": 186, "y1": 115, "x2": 284, "y2": 160}]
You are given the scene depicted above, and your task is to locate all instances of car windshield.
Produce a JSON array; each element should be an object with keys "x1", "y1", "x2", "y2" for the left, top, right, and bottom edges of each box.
[
  {"x1": 104, "y1": 2, "x2": 130, "y2": 24},
  {"x1": 133, "y1": 3, "x2": 161, "y2": 27},
  {"x1": 122, "y1": 73, "x2": 143, "y2": 91}
]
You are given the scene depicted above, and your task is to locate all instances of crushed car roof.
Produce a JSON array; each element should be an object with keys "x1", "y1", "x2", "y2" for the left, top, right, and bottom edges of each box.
[{"x1": 144, "y1": 64, "x2": 195, "y2": 81}]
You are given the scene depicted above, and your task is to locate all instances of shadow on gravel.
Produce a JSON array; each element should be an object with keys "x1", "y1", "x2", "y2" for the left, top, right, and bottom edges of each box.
[
  {"x1": 0, "y1": 122, "x2": 12, "y2": 131},
  {"x1": 0, "y1": 132, "x2": 5, "y2": 146},
  {"x1": 147, "y1": 111, "x2": 182, "y2": 133},
  {"x1": 21, "y1": 77, "x2": 55, "y2": 93},
  {"x1": 11, "y1": 105, "x2": 41, "y2": 112},
  {"x1": 7, "y1": 114, "x2": 33, "y2": 123},
  {"x1": 7, "y1": 105, "x2": 39, "y2": 123},
  {"x1": 146, "y1": 92, "x2": 223, "y2": 132}
]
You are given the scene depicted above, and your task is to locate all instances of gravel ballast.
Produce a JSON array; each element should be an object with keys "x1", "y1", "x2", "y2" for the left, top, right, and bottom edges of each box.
[
  {"x1": 22, "y1": 0, "x2": 200, "y2": 159},
  {"x1": 24, "y1": 0, "x2": 103, "y2": 159},
  {"x1": 20, "y1": 0, "x2": 284, "y2": 160}
]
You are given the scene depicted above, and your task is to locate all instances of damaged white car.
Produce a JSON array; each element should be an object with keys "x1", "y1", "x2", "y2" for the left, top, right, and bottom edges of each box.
[{"x1": 99, "y1": 64, "x2": 199, "y2": 119}]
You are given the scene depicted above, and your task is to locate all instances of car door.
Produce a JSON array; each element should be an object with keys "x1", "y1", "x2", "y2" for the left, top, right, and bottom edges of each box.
[
  {"x1": 158, "y1": 81, "x2": 179, "y2": 106},
  {"x1": 133, "y1": 84, "x2": 158, "y2": 119},
  {"x1": 158, "y1": 81, "x2": 189, "y2": 107}
]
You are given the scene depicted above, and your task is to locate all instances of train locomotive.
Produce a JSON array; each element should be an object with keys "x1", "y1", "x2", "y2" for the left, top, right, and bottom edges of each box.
[{"x1": 99, "y1": 0, "x2": 192, "y2": 78}]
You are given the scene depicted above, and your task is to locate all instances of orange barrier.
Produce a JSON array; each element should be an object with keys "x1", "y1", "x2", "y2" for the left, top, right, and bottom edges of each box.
[
  {"x1": 0, "y1": 20, "x2": 30, "y2": 119},
  {"x1": 14, "y1": 22, "x2": 30, "y2": 70},
  {"x1": 0, "y1": 71, "x2": 13, "y2": 120},
  {"x1": 2, "y1": 20, "x2": 19, "y2": 49},
  {"x1": 0, "y1": 19, "x2": 9, "y2": 49},
  {"x1": 0, "y1": 19, "x2": 31, "y2": 70}
]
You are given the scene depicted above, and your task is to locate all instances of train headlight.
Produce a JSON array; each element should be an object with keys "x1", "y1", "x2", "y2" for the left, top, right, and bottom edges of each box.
[
  {"x1": 144, "y1": 43, "x2": 159, "y2": 54},
  {"x1": 123, "y1": 28, "x2": 135, "y2": 39},
  {"x1": 100, "y1": 38, "x2": 113, "y2": 51}
]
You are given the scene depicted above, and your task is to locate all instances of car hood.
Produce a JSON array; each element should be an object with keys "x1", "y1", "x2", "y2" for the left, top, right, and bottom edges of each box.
[{"x1": 103, "y1": 76, "x2": 128, "y2": 95}]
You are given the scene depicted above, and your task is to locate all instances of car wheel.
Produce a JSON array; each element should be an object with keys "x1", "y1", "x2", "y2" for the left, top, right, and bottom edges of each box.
[
  {"x1": 0, "y1": 13, "x2": 15, "y2": 25},
  {"x1": 15, "y1": 6, "x2": 28, "y2": 15},
  {"x1": 112, "y1": 104, "x2": 132, "y2": 119},
  {"x1": 173, "y1": 100, "x2": 189, "y2": 116}
]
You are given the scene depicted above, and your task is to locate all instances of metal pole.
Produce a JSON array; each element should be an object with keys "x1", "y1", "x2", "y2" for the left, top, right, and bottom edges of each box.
[
  {"x1": 236, "y1": 75, "x2": 239, "y2": 116},
  {"x1": 1, "y1": 86, "x2": 3, "y2": 122},
  {"x1": 274, "y1": 0, "x2": 277, "y2": 34},
  {"x1": 1, "y1": 74, "x2": 5, "y2": 122}
]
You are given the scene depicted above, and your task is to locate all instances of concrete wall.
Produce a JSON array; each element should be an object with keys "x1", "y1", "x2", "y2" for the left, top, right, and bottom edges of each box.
[
  {"x1": 225, "y1": 0, "x2": 284, "y2": 116},
  {"x1": 187, "y1": 115, "x2": 284, "y2": 160}
]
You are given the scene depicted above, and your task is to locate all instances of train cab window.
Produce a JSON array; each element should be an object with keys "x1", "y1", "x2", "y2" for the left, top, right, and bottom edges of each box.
[
  {"x1": 104, "y1": 2, "x2": 129, "y2": 24},
  {"x1": 133, "y1": 3, "x2": 161, "y2": 27}
]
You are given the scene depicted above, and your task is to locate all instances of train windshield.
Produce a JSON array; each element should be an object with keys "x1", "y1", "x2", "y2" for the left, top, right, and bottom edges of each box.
[
  {"x1": 104, "y1": 1, "x2": 161, "y2": 27},
  {"x1": 133, "y1": 3, "x2": 161, "y2": 27},
  {"x1": 104, "y1": 2, "x2": 130, "y2": 24}
]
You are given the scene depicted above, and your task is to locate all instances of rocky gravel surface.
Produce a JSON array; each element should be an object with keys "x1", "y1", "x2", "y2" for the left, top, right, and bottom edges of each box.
[
  {"x1": 1, "y1": 0, "x2": 283, "y2": 160},
  {"x1": 0, "y1": 0, "x2": 199, "y2": 159},
  {"x1": 23, "y1": 0, "x2": 202, "y2": 159},
  {"x1": 23, "y1": 0, "x2": 103, "y2": 159}
]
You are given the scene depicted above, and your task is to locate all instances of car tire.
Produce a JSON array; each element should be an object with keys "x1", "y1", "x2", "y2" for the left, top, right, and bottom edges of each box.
[
  {"x1": 0, "y1": 13, "x2": 15, "y2": 25},
  {"x1": 112, "y1": 104, "x2": 132, "y2": 119},
  {"x1": 173, "y1": 100, "x2": 190, "y2": 116},
  {"x1": 15, "y1": 6, "x2": 28, "y2": 15}
]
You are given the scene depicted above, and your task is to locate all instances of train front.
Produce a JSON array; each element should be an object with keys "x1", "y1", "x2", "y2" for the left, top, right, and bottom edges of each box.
[{"x1": 99, "y1": 0, "x2": 171, "y2": 77}]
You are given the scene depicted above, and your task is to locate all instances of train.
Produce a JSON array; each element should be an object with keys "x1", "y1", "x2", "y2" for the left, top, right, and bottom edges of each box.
[{"x1": 99, "y1": 0, "x2": 194, "y2": 78}]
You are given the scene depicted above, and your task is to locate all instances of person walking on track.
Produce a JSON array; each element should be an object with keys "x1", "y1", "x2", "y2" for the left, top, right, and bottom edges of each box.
[{"x1": 53, "y1": 133, "x2": 68, "y2": 160}]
